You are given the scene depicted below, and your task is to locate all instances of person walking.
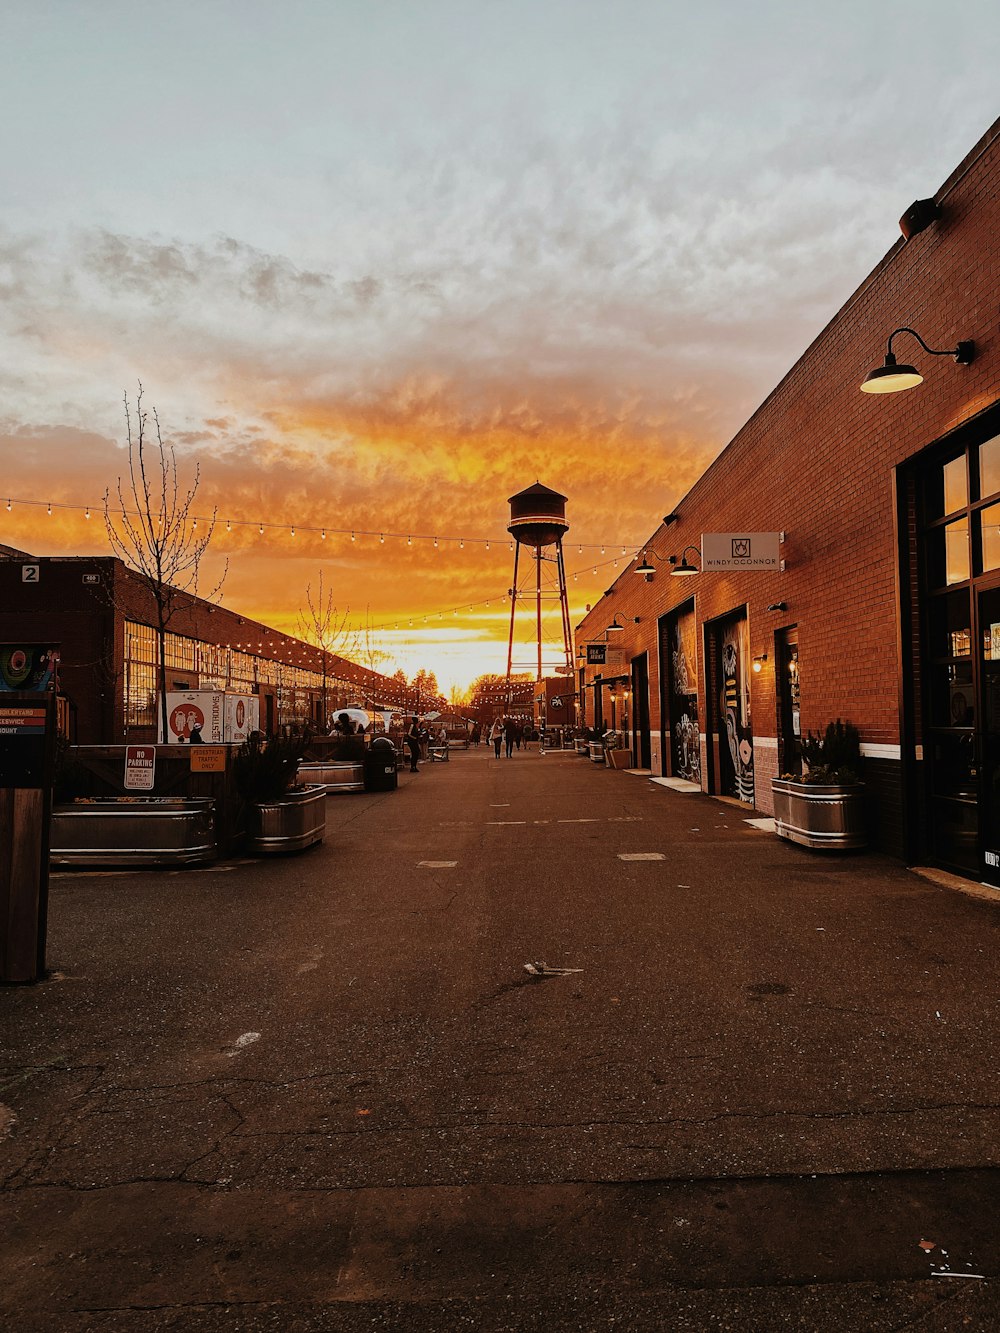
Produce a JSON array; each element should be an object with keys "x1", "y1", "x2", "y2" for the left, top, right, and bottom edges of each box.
[
  {"x1": 405, "y1": 716, "x2": 421, "y2": 773},
  {"x1": 490, "y1": 718, "x2": 503, "y2": 758},
  {"x1": 503, "y1": 715, "x2": 517, "y2": 759}
]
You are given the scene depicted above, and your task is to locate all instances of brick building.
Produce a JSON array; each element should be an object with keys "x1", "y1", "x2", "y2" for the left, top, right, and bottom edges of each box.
[
  {"x1": 576, "y1": 117, "x2": 1000, "y2": 883},
  {"x1": 0, "y1": 550, "x2": 406, "y2": 743}
]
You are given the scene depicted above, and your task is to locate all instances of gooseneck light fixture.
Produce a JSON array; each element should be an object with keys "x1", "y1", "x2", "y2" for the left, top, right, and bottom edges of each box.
[
  {"x1": 861, "y1": 326, "x2": 975, "y2": 394},
  {"x1": 670, "y1": 546, "x2": 701, "y2": 577},
  {"x1": 606, "y1": 614, "x2": 625, "y2": 633}
]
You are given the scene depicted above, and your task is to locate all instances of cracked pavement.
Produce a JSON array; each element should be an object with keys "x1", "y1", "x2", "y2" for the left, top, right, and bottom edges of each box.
[{"x1": 2, "y1": 746, "x2": 999, "y2": 1330}]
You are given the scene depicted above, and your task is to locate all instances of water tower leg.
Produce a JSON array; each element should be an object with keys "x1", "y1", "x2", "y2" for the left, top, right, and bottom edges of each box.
[
  {"x1": 556, "y1": 539, "x2": 573, "y2": 672},
  {"x1": 505, "y1": 542, "x2": 520, "y2": 709},
  {"x1": 536, "y1": 547, "x2": 543, "y2": 683}
]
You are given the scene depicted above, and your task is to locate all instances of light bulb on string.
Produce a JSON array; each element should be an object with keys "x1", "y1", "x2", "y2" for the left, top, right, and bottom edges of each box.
[
  {"x1": 85, "y1": 507, "x2": 90, "y2": 519},
  {"x1": 47, "y1": 503, "x2": 52, "y2": 516},
  {"x1": 380, "y1": 533, "x2": 384, "y2": 544},
  {"x1": 259, "y1": 523, "x2": 264, "y2": 534},
  {"x1": 321, "y1": 529, "x2": 326, "y2": 540},
  {"x1": 351, "y1": 530, "x2": 355, "y2": 541},
  {"x1": 407, "y1": 535, "x2": 411, "y2": 546}
]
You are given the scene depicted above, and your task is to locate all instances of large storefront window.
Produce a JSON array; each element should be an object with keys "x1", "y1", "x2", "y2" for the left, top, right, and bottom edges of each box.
[{"x1": 917, "y1": 423, "x2": 1000, "y2": 882}]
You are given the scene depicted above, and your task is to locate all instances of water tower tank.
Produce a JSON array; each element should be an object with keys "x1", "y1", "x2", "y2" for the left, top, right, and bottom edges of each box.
[{"x1": 507, "y1": 482, "x2": 569, "y2": 549}]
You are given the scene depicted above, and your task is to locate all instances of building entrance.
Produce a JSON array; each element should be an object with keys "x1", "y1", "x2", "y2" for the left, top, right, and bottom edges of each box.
[
  {"x1": 707, "y1": 609, "x2": 754, "y2": 803},
  {"x1": 661, "y1": 602, "x2": 700, "y2": 782},
  {"x1": 914, "y1": 416, "x2": 1000, "y2": 883}
]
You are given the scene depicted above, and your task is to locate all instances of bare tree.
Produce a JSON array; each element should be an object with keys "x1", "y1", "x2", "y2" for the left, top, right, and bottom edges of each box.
[
  {"x1": 104, "y1": 384, "x2": 226, "y2": 743},
  {"x1": 354, "y1": 605, "x2": 389, "y2": 676},
  {"x1": 297, "y1": 570, "x2": 353, "y2": 731}
]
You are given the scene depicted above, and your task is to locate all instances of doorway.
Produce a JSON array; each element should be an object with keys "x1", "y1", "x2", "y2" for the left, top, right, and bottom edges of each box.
[
  {"x1": 631, "y1": 652, "x2": 651, "y2": 769},
  {"x1": 707, "y1": 609, "x2": 754, "y2": 803},
  {"x1": 775, "y1": 627, "x2": 801, "y2": 778},
  {"x1": 661, "y1": 602, "x2": 700, "y2": 782}
]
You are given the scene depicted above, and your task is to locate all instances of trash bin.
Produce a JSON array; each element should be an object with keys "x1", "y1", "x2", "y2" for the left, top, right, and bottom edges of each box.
[{"x1": 364, "y1": 738, "x2": 399, "y2": 791}]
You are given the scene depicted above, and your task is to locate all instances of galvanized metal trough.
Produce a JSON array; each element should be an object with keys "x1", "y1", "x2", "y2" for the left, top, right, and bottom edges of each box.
[{"x1": 51, "y1": 797, "x2": 216, "y2": 867}]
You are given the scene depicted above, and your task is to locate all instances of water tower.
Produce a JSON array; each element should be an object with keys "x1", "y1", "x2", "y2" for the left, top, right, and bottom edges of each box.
[{"x1": 505, "y1": 482, "x2": 574, "y2": 704}]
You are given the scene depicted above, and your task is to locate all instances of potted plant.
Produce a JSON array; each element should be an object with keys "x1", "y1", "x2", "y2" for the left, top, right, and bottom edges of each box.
[
  {"x1": 234, "y1": 732, "x2": 326, "y2": 854},
  {"x1": 50, "y1": 739, "x2": 217, "y2": 868},
  {"x1": 771, "y1": 719, "x2": 866, "y2": 850}
]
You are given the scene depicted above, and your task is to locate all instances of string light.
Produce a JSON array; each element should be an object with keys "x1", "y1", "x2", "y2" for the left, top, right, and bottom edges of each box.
[
  {"x1": 407, "y1": 535, "x2": 412, "y2": 546},
  {"x1": 321, "y1": 529, "x2": 326, "y2": 540},
  {"x1": 85, "y1": 507, "x2": 90, "y2": 519},
  {"x1": 47, "y1": 503, "x2": 52, "y2": 515},
  {"x1": 5, "y1": 500, "x2": 10, "y2": 512}
]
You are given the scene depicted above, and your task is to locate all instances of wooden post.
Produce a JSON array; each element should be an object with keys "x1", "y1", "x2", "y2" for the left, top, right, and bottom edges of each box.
[{"x1": 0, "y1": 692, "x2": 55, "y2": 983}]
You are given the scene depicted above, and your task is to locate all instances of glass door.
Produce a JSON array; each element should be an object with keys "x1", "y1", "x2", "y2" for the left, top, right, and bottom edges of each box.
[{"x1": 977, "y1": 584, "x2": 1000, "y2": 885}]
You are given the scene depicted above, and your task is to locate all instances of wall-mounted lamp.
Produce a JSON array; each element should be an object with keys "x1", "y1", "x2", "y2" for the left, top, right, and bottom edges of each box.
[
  {"x1": 899, "y1": 198, "x2": 941, "y2": 240},
  {"x1": 632, "y1": 616, "x2": 641, "y2": 624},
  {"x1": 606, "y1": 615, "x2": 625, "y2": 633},
  {"x1": 766, "y1": 602, "x2": 787, "y2": 612},
  {"x1": 861, "y1": 326, "x2": 975, "y2": 394},
  {"x1": 752, "y1": 653, "x2": 768, "y2": 674},
  {"x1": 670, "y1": 546, "x2": 701, "y2": 577}
]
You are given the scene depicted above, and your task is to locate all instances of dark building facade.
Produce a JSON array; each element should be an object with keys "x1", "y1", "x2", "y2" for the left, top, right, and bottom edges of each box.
[
  {"x1": 0, "y1": 551, "x2": 405, "y2": 744},
  {"x1": 577, "y1": 117, "x2": 1000, "y2": 884}
]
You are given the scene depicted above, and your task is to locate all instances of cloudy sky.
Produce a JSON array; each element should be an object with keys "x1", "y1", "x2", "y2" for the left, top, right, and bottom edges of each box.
[{"x1": 2, "y1": 1, "x2": 998, "y2": 690}]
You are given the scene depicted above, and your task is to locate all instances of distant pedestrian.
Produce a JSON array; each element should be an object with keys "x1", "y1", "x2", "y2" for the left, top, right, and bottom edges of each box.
[
  {"x1": 503, "y1": 716, "x2": 517, "y2": 758},
  {"x1": 405, "y1": 716, "x2": 421, "y2": 772},
  {"x1": 490, "y1": 718, "x2": 503, "y2": 758},
  {"x1": 471, "y1": 723, "x2": 481, "y2": 747}
]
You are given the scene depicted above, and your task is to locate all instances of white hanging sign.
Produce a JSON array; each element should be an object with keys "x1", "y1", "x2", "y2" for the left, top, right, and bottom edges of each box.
[{"x1": 701, "y1": 532, "x2": 781, "y2": 572}]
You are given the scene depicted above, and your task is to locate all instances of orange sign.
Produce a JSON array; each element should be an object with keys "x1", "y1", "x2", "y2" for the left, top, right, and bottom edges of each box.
[{"x1": 190, "y1": 746, "x2": 226, "y2": 773}]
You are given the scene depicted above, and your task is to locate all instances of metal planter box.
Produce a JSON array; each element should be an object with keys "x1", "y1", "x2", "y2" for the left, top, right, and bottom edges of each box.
[
  {"x1": 251, "y1": 785, "x2": 326, "y2": 855},
  {"x1": 771, "y1": 779, "x2": 867, "y2": 850},
  {"x1": 297, "y1": 761, "x2": 364, "y2": 793},
  {"x1": 51, "y1": 798, "x2": 216, "y2": 867},
  {"x1": 588, "y1": 741, "x2": 606, "y2": 764}
]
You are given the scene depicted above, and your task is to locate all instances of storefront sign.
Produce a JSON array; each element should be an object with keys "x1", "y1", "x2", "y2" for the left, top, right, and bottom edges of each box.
[
  {"x1": 702, "y1": 532, "x2": 781, "y2": 572},
  {"x1": 0, "y1": 645, "x2": 59, "y2": 693},
  {"x1": 991, "y1": 623, "x2": 1000, "y2": 660},
  {"x1": 124, "y1": 745, "x2": 156, "y2": 790},
  {"x1": 0, "y1": 703, "x2": 48, "y2": 787},
  {"x1": 190, "y1": 746, "x2": 227, "y2": 773},
  {"x1": 587, "y1": 644, "x2": 607, "y2": 664}
]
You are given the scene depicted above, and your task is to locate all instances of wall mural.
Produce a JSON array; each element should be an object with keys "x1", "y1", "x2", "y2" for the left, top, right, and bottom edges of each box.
[
  {"x1": 671, "y1": 609, "x2": 701, "y2": 783},
  {"x1": 720, "y1": 616, "x2": 754, "y2": 803}
]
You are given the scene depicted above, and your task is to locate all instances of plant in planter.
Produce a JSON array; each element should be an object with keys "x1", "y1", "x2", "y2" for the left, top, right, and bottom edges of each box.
[
  {"x1": 772, "y1": 719, "x2": 866, "y2": 850},
  {"x1": 234, "y1": 732, "x2": 326, "y2": 854}
]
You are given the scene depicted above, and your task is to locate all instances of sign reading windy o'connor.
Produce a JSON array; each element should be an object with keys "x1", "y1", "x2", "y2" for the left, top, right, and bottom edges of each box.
[{"x1": 701, "y1": 532, "x2": 781, "y2": 572}]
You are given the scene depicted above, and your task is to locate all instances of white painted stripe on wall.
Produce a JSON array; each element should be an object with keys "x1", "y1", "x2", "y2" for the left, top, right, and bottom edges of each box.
[{"x1": 860, "y1": 743, "x2": 901, "y2": 760}]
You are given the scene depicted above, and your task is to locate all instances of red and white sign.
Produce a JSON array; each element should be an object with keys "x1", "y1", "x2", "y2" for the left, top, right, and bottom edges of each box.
[
  {"x1": 124, "y1": 744, "x2": 156, "y2": 790},
  {"x1": 164, "y1": 691, "x2": 224, "y2": 744}
]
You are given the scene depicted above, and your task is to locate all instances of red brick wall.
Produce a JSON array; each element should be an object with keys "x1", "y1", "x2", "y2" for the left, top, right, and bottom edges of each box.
[{"x1": 576, "y1": 118, "x2": 1000, "y2": 829}]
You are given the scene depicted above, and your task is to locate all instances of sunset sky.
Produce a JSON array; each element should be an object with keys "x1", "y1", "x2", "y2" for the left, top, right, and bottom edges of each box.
[{"x1": 2, "y1": 2, "x2": 998, "y2": 692}]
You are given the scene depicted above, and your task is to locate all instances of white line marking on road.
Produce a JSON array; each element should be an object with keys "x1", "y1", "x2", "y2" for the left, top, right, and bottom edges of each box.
[
  {"x1": 227, "y1": 1031, "x2": 261, "y2": 1057},
  {"x1": 533, "y1": 819, "x2": 551, "y2": 824},
  {"x1": 558, "y1": 818, "x2": 598, "y2": 823},
  {"x1": 618, "y1": 853, "x2": 665, "y2": 861},
  {"x1": 486, "y1": 821, "x2": 527, "y2": 826},
  {"x1": 608, "y1": 817, "x2": 643, "y2": 822},
  {"x1": 418, "y1": 860, "x2": 458, "y2": 867},
  {"x1": 490, "y1": 803, "x2": 511, "y2": 807}
]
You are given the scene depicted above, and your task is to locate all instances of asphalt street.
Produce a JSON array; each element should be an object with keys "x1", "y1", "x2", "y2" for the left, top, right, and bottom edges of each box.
[{"x1": 2, "y1": 743, "x2": 999, "y2": 1331}]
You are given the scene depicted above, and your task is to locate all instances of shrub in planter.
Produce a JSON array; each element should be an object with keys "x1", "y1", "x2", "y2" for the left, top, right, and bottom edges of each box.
[
  {"x1": 799, "y1": 719, "x2": 863, "y2": 785},
  {"x1": 234, "y1": 732, "x2": 325, "y2": 854},
  {"x1": 233, "y1": 732, "x2": 309, "y2": 803},
  {"x1": 772, "y1": 719, "x2": 866, "y2": 850}
]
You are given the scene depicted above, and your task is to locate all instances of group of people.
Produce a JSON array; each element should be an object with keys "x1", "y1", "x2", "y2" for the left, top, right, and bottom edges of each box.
[
  {"x1": 487, "y1": 716, "x2": 534, "y2": 759},
  {"x1": 403, "y1": 718, "x2": 450, "y2": 772}
]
